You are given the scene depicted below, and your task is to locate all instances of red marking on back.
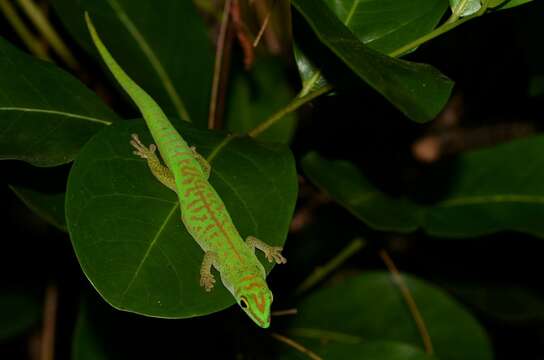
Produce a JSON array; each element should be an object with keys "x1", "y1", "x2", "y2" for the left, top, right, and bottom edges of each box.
[{"x1": 239, "y1": 274, "x2": 256, "y2": 283}]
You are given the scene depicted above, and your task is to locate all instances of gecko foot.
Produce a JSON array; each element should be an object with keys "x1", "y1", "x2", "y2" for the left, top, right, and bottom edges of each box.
[
  {"x1": 200, "y1": 273, "x2": 216, "y2": 292},
  {"x1": 264, "y1": 247, "x2": 287, "y2": 265},
  {"x1": 130, "y1": 133, "x2": 156, "y2": 159}
]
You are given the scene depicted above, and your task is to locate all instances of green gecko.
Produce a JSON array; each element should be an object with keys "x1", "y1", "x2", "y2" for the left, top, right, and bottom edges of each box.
[{"x1": 85, "y1": 13, "x2": 286, "y2": 328}]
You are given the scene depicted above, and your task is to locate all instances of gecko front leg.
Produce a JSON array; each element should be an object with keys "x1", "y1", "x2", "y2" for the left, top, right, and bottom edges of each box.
[
  {"x1": 190, "y1": 146, "x2": 211, "y2": 179},
  {"x1": 246, "y1": 236, "x2": 287, "y2": 264},
  {"x1": 130, "y1": 134, "x2": 176, "y2": 192},
  {"x1": 200, "y1": 251, "x2": 217, "y2": 292}
]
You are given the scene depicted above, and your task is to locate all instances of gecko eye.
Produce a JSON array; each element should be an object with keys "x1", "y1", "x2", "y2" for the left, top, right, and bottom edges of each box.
[{"x1": 239, "y1": 297, "x2": 249, "y2": 309}]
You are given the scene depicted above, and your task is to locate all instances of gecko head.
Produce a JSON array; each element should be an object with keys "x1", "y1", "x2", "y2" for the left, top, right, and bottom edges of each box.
[{"x1": 236, "y1": 277, "x2": 273, "y2": 328}]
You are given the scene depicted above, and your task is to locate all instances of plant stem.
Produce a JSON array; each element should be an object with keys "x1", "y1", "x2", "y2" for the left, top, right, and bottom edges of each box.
[
  {"x1": 0, "y1": 0, "x2": 50, "y2": 60},
  {"x1": 269, "y1": 332, "x2": 323, "y2": 360},
  {"x1": 296, "y1": 238, "x2": 366, "y2": 295},
  {"x1": 208, "y1": 0, "x2": 232, "y2": 130},
  {"x1": 16, "y1": 0, "x2": 80, "y2": 70},
  {"x1": 248, "y1": 83, "x2": 333, "y2": 138},
  {"x1": 380, "y1": 250, "x2": 434, "y2": 355}
]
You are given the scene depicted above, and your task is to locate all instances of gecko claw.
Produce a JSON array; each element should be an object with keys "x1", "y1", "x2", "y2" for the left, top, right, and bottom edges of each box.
[
  {"x1": 130, "y1": 133, "x2": 156, "y2": 159},
  {"x1": 265, "y1": 247, "x2": 287, "y2": 264},
  {"x1": 200, "y1": 273, "x2": 216, "y2": 292}
]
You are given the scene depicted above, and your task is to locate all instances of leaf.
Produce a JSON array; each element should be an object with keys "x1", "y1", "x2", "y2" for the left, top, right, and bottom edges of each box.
[
  {"x1": 9, "y1": 186, "x2": 67, "y2": 232},
  {"x1": 497, "y1": 0, "x2": 533, "y2": 10},
  {"x1": 51, "y1": 0, "x2": 213, "y2": 126},
  {"x1": 0, "y1": 291, "x2": 41, "y2": 341},
  {"x1": 449, "y1": 0, "x2": 481, "y2": 17},
  {"x1": 288, "y1": 272, "x2": 493, "y2": 360},
  {"x1": 303, "y1": 137, "x2": 544, "y2": 237},
  {"x1": 292, "y1": 0, "x2": 454, "y2": 123},
  {"x1": 280, "y1": 341, "x2": 438, "y2": 360},
  {"x1": 448, "y1": 283, "x2": 544, "y2": 323},
  {"x1": 225, "y1": 58, "x2": 297, "y2": 143},
  {"x1": 294, "y1": 0, "x2": 449, "y2": 99},
  {"x1": 302, "y1": 152, "x2": 422, "y2": 232},
  {"x1": 0, "y1": 37, "x2": 118, "y2": 167},
  {"x1": 322, "y1": 0, "x2": 449, "y2": 55},
  {"x1": 66, "y1": 120, "x2": 297, "y2": 318}
]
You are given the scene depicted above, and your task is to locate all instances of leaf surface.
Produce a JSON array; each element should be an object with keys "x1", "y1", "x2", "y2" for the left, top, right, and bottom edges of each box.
[
  {"x1": 288, "y1": 272, "x2": 492, "y2": 360},
  {"x1": 292, "y1": 0, "x2": 453, "y2": 123},
  {"x1": 51, "y1": 0, "x2": 213, "y2": 126},
  {"x1": 66, "y1": 120, "x2": 297, "y2": 317},
  {"x1": 303, "y1": 137, "x2": 544, "y2": 237},
  {"x1": 0, "y1": 37, "x2": 117, "y2": 166}
]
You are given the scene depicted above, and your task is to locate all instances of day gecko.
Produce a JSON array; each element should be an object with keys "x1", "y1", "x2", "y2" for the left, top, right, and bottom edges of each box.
[{"x1": 85, "y1": 13, "x2": 286, "y2": 328}]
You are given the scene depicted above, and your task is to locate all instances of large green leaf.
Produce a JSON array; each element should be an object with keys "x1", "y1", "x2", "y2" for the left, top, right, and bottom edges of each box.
[
  {"x1": 51, "y1": 0, "x2": 213, "y2": 126},
  {"x1": 497, "y1": 0, "x2": 533, "y2": 10},
  {"x1": 0, "y1": 37, "x2": 118, "y2": 167},
  {"x1": 225, "y1": 58, "x2": 297, "y2": 143},
  {"x1": 280, "y1": 341, "x2": 438, "y2": 360},
  {"x1": 288, "y1": 272, "x2": 492, "y2": 360},
  {"x1": 292, "y1": 0, "x2": 453, "y2": 123},
  {"x1": 0, "y1": 291, "x2": 41, "y2": 341},
  {"x1": 294, "y1": 0, "x2": 449, "y2": 99},
  {"x1": 303, "y1": 136, "x2": 544, "y2": 237},
  {"x1": 323, "y1": 0, "x2": 448, "y2": 54},
  {"x1": 66, "y1": 120, "x2": 297, "y2": 318},
  {"x1": 9, "y1": 186, "x2": 66, "y2": 232}
]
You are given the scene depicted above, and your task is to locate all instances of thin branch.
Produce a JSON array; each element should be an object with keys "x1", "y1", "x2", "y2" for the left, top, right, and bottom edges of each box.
[
  {"x1": 40, "y1": 284, "x2": 58, "y2": 360},
  {"x1": 296, "y1": 238, "x2": 366, "y2": 295},
  {"x1": 269, "y1": 332, "x2": 323, "y2": 360},
  {"x1": 0, "y1": 0, "x2": 50, "y2": 60},
  {"x1": 271, "y1": 308, "x2": 298, "y2": 317},
  {"x1": 252, "y1": 0, "x2": 277, "y2": 48},
  {"x1": 247, "y1": 83, "x2": 332, "y2": 138},
  {"x1": 379, "y1": 250, "x2": 434, "y2": 355},
  {"x1": 16, "y1": 0, "x2": 80, "y2": 70},
  {"x1": 208, "y1": 0, "x2": 232, "y2": 130}
]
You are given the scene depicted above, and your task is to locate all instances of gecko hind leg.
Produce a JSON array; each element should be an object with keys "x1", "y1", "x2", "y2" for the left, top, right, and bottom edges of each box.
[
  {"x1": 190, "y1": 146, "x2": 211, "y2": 179},
  {"x1": 246, "y1": 236, "x2": 287, "y2": 264},
  {"x1": 130, "y1": 133, "x2": 176, "y2": 192},
  {"x1": 199, "y1": 251, "x2": 217, "y2": 292}
]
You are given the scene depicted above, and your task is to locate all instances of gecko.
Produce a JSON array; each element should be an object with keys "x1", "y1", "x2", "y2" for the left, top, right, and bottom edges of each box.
[{"x1": 85, "y1": 13, "x2": 286, "y2": 328}]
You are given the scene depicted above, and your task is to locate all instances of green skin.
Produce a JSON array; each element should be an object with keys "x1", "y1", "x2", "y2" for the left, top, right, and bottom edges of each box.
[{"x1": 85, "y1": 13, "x2": 286, "y2": 328}]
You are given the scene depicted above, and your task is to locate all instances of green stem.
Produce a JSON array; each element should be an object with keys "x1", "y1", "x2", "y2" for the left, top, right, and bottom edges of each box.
[
  {"x1": 16, "y1": 0, "x2": 80, "y2": 70},
  {"x1": 295, "y1": 238, "x2": 366, "y2": 295},
  {"x1": 247, "y1": 83, "x2": 333, "y2": 138},
  {"x1": 389, "y1": 4, "x2": 487, "y2": 58},
  {"x1": 0, "y1": 0, "x2": 50, "y2": 60}
]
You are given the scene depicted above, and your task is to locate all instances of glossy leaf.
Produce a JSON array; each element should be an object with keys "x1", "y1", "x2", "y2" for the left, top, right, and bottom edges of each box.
[
  {"x1": 0, "y1": 291, "x2": 41, "y2": 341},
  {"x1": 225, "y1": 58, "x2": 297, "y2": 143},
  {"x1": 51, "y1": 0, "x2": 213, "y2": 126},
  {"x1": 450, "y1": 0, "x2": 481, "y2": 16},
  {"x1": 66, "y1": 120, "x2": 297, "y2": 318},
  {"x1": 303, "y1": 137, "x2": 544, "y2": 237},
  {"x1": 292, "y1": 0, "x2": 454, "y2": 123},
  {"x1": 294, "y1": 0, "x2": 449, "y2": 101},
  {"x1": 280, "y1": 341, "x2": 437, "y2": 360},
  {"x1": 289, "y1": 272, "x2": 492, "y2": 360},
  {"x1": 322, "y1": 0, "x2": 449, "y2": 54},
  {"x1": 0, "y1": 37, "x2": 118, "y2": 167},
  {"x1": 9, "y1": 186, "x2": 67, "y2": 232}
]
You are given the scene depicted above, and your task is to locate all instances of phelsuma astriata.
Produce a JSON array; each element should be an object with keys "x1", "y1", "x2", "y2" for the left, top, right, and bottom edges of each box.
[{"x1": 85, "y1": 12, "x2": 286, "y2": 328}]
